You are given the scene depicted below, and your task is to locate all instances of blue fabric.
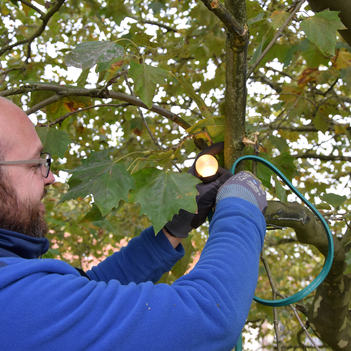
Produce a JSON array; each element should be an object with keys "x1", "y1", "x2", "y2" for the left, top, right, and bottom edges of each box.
[{"x1": 0, "y1": 198, "x2": 265, "y2": 351}]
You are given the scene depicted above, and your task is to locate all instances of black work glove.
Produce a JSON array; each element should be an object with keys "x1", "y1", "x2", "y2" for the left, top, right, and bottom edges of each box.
[
  {"x1": 165, "y1": 142, "x2": 233, "y2": 238},
  {"x1": 216, "y1": 171, "x2": 267, "y2": 214}
]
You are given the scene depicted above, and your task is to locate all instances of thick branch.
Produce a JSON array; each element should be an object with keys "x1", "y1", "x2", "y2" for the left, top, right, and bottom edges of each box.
[
  {"x1": 223, "y1": 0, "x2": 249, "y2": 170},
  {"x1": 200, "y1": 0, "x2": 246, "y2": 36},
  {"x1": 0, "y1": 84, "x2": 191, "y2": 130},
  {"x1": 266, "y1": 200, "x2": 351, "y2": 349}
]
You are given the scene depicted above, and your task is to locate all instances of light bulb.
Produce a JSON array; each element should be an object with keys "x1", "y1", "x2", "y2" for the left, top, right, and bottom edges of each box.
[{"x1": 195, "y1": 154, "x2": 219, "y2": 178}]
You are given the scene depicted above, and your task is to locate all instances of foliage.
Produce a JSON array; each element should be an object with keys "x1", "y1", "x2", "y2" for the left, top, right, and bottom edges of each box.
[{"x1": 1, "y1": 0, "x2": 351, "y2": 349}]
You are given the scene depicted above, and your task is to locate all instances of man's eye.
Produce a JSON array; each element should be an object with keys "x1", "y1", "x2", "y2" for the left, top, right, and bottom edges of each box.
[{"x1": 34, "y1": 163, "x2": 42, "y2": 169}]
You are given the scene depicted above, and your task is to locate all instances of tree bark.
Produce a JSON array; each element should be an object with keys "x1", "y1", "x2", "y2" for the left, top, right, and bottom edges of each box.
[
  {"x1": 223, "y1": 0, "x2": 248, "y2": 170},
  {"x1": 266, "y1": 201, "x2": 351, "y2": 350}
]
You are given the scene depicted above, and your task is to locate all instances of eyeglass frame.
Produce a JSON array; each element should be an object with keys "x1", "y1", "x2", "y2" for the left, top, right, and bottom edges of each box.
[{"x1": 0, "y1": 152, "x2": 52, "y2": 178}]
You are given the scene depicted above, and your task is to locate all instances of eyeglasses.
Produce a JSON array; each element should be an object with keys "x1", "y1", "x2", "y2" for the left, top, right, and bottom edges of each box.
[{"x1": 0, "y1": 152, "x2": 52, "y2": 178}]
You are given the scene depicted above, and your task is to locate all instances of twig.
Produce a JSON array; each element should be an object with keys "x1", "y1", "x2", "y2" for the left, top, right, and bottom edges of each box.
[
  {"x1": 36, "y1": 103, "x2": 131, "y2": 127},
  {"x1": 123, "y1": 71, "x2": 162, "y2": 150},
  {"x1": 0, "y1": 0, "x2": 66, "y2": 61},
  {"x1": 129, "y1": 17, "x2": 178, "y2": 33},
  {"x1": 260, "y1": 250, "x2": 282, "y2": 351},
  {"x1": 19, "y1": 0, "x2": 45, "y2": 16},
  {"x1": 200, "y1": 0, "x2": 247, "y2": 36},
  {"x1": 247, "y1": 0, "x2": 306, "y2": 78},
  {"x1": 290, "y1": 305, "x2": 321, "y2": 350},
  {"x1": 122, "y1": 71, "x2": 182, "y2": 172}
]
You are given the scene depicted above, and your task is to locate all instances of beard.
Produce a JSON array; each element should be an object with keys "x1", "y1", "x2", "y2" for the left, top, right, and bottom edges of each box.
[{"x1": 0, "y1": 176, "x2": 49, "y2": 238}]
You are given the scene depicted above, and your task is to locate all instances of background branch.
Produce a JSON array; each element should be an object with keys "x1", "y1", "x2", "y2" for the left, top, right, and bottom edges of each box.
[
  {"x1": 247, "y1": 0, "x2": 306, "y2": 78},
  {"x1": 0, "y1": 84, "x2": 191, "y2": 130}
]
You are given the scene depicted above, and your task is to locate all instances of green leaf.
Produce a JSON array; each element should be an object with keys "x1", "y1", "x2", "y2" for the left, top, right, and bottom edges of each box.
[
  {"x1": 129, "y1": 60, "x2": 169, "y2": 109},
  {"x1": 320, "y1": 193, "x2": 347, "y2": 208},
  {"x1": 269, "y1": 135, "x2": 289, "y2": 153},
  {"x1": 300, "y1": 10, "x2": 346, "y2": 56},
  {"x1": 344, "y1": 251, "x2": 351, "y2": 274},
  {"x1": 129, "y1": 168, "x2": 200, "y2": 234},
  {"x1": 313, "y1": 111, "x2": 329, "y2": 133},
  {"x1": 35, "y1": 127, "x2": 71, "y2": 158},
  {"x1": 60, "y1": 150, "x2": 135, "y2": 216},
  {"x1": 272, "y1": 152, "x2": 296, "y2": 182},
  {"x1": 79, "y1": 203, "x2": 106, "y2": 223},
  {"x1": 85, "y1": 0, "x2": 104, "y2": 24},
  {"x1": 256, "y1": 153, "x2": 274, "y2": 189},
  {"x1": 77, "y1": 68, "x2": 90, "y2": 86},
  {"x1": 274, "y1": 175, "x2": 287, "y2": 204},
  {"x1": 341, "y1": 67, "x2": 351, "y2": 89},
  {"x1": 65, "y1": 41, "x2": 124, "y2": 70},
  {"x1": 270, "y1": 10, "x2": 290, "y2": 30},
  {"x1": 186, "y1": 116, "x2": 225, "y2": 142},
  {"x1": 174, "y1": 75, "x2": 214, "y2": 124}
]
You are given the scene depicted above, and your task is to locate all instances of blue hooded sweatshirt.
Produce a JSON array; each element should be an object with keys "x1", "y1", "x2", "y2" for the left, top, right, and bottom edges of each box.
[{"x1": 0, "y1": 198, "x2": 265, "y2": 351}]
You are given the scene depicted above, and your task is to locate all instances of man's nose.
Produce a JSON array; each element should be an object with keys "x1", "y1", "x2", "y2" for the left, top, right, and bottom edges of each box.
[{"x1": 44, "y1": 171, "x2": 55, "y2": 185}]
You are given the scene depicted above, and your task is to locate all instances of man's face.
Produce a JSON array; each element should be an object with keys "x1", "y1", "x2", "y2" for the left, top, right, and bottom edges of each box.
[
  {"x1": 0, "y1": 172, "x2": 49, "y2": 238},
  {"x1": 0, "y1": 98, "x2": 55, "y2": 238}
]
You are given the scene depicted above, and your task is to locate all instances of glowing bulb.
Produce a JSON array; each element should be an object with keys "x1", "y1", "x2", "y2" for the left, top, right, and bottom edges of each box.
[{"x1": 195, "y1": 154, "x2": 219, "y2": 178}]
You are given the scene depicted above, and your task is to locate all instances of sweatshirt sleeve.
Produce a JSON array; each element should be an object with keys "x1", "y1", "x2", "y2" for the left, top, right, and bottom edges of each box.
[
  {"x1": 87, "y1": 227, "x2": 184, "y2": 284},
  {"x1": 0, "y1": 197, "x2": 266, "y2": 351}
]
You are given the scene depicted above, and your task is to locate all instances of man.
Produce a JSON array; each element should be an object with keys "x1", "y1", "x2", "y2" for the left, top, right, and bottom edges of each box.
[{"x1": 0, "y1": 96, "x2": 267, "y2": 351}]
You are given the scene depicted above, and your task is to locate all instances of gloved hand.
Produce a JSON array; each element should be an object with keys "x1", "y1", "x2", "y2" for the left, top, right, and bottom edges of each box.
[
  {"x1": 164, "y1": 142, "x2": 233, "y2": 238},
  {"x1": 216, "y1": 171, "x2": 267, "y2": 214}
]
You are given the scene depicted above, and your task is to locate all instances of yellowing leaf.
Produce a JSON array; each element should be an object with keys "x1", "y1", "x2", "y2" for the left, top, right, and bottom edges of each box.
[
  {"x1": 270, "y1": 10, "x2": 290, "y2": 30},
  {"x1": 297, "y1": 68, "x2": 321, "y2": 87},
  {"x1": 333, "y1": 51, "x2": 351, "y2": 70}
]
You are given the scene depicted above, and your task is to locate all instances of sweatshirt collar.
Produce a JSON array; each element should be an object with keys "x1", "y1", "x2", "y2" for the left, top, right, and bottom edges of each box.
[{"x1": 0, "y1": 228, "x2": 49, "y2": 259}]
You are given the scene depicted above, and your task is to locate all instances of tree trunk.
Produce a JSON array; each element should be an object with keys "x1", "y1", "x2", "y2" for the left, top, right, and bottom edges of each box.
[{"x1": 224, "y1": 0, "x2": 248, "y2": 170}]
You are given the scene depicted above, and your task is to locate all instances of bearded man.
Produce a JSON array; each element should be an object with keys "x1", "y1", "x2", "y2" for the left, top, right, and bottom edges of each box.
[{"x1": 0, "y1": 96, "x2": 267, "y2": 351}]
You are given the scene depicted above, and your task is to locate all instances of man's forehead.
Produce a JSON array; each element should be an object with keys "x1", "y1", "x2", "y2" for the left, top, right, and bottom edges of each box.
[{"x1": 0, "y1": 97, "x2": 42, "y2": 159}]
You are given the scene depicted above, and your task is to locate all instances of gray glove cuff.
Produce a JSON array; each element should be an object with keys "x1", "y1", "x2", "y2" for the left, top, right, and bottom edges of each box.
[
  {"x1": 216, "y1": 171, "x2": 267, "y2": 214},
  {"x1": 216, "y1": 184, "x2": 260, "y2": 208}
]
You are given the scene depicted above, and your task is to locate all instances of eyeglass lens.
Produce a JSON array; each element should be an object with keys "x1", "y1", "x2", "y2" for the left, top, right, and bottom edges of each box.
[{"x1": 41, "y1": 153, "x2": 51, "y2": 178}]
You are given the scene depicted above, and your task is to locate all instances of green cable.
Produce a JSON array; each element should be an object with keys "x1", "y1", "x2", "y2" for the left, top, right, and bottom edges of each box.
[
  {"x1": 231, "y1": 155, "x2": 334, "y2": 307},
  {"x1": 209, "y1": 155, "x2": 334, "y2": 350}
]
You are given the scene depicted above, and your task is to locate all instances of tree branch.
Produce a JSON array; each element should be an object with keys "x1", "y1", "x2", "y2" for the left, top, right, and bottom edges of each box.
[
  {"x1": 247, "y1": 0, "x2": 306, "y2": 78},
  {"x1": 128, "y1": 17, "x2": 178, "y2": 32},
  {"x1": 293, "y1": 153, "x2": 351, "y2": 162},
  {"x1": 19, "y1": 0, "x2": 45, "y2": 17},
  {"x1": 0, "y1": 84, "x2": 192, "y2": 130},
  {"x1": 200, "y1": 0, "x2": 247, "y2": 36},
  {"x1": 37, "y1": 103, "x2": 131, "y2": 127},
  {"x1": 0, "y1": 0, "x2": 66, "y2": 61}
]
